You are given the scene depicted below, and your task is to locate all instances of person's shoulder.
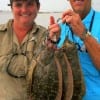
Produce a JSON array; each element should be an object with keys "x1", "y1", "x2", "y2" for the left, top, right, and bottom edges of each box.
[
  {"x1": 37, "y1": 24, "x2": 47, "y2": 31},
  {"x1": 35, "y1": 24, "x2": 47, "y2": 36},
  {"x1": 0, "y1": 19, "x2": 12, "y2": 33},
  {"x1": 94, "y1": 10, "x2": 100, "y2": 17},
  {"x1": 0, "y1": 23, "x2": 8, "y2": 40},
  {"x1": 0, "y1": 23, "x2": 7, "y2": 32},
  {"x1": 0, "y1": 20, "x2": 12, "y2": 38},
  {"x1": 32, "y1": 23, "x2": 47, "y2": 39}
]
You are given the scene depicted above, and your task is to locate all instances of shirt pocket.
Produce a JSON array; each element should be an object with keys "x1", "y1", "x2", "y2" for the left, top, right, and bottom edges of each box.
[
  {"x1": 0, "y1": 44, "x2": 12, "y2": 72},
  {"x1": 0, "y1": 54, "x2": 12, "y2": 72}
]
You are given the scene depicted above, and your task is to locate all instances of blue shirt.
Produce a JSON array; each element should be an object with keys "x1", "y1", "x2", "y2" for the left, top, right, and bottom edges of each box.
[{"x1": 57, "y1": 8, "x2": 100, "y2": 100}]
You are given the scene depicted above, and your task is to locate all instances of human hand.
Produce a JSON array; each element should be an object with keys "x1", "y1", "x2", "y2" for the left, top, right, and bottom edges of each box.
[
  {"x1": 48, "y1": 16, "x2": 60, "y2": 42},
  {"x1": 46, "y1": 16, "x2": 61, "y2": 49},
  {"x1": 61, "y1": 9, "x2": 86, "y2": 38}
]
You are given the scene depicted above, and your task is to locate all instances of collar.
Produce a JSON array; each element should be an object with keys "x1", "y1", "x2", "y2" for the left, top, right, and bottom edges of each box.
[
  {"x1": 1, "y1": 19, "x2": 41, "y2": 45},
  {"x1": 82, "y1": 8, "x2": 95, "y2": 29},
  {"x1": 0, "y1": 19, "x2": 40, "y2": 34}
]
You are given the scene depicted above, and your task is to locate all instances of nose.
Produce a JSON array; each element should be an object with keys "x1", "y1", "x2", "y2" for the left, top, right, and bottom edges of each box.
[{"x1": 21, "y1": 4, "x2": 29, "y2": 12}]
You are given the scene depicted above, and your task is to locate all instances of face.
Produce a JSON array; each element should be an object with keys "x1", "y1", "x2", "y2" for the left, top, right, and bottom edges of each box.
[
  {"x1": 12, "y1": 0, "x2": 40, "y2": 26},
  {"x1": 68, "y1": 0, "x2": 91, "y2": 15}
]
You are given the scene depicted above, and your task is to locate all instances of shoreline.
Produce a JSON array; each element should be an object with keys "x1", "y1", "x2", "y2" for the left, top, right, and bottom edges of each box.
[{"x1": 0, "y1": 11, "x2": 62, "y2": 28}]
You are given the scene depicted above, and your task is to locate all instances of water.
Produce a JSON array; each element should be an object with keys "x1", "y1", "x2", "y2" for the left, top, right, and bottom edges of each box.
[{"x1": 0, "y1": 11, "x2": 61, "y2": 28}]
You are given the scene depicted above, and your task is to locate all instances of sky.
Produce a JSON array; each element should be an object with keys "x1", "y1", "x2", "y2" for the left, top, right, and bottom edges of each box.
[{"x1": 0, "y1": 0, "x2": 100, "y2": 12}]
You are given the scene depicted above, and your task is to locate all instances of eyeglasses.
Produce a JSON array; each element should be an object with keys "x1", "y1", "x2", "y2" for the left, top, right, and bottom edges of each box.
[{"x1": 13, "y1": 1, "x2": 35, "y2": 8}]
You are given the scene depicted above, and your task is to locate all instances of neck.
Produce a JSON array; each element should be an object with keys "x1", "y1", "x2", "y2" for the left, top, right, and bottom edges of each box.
[
  {"x1": 13, "y1": 21, "x2": 33, "y2": 43},
  {"x1": 78, "y1": 8, "x2": 91, "y2": 20}
]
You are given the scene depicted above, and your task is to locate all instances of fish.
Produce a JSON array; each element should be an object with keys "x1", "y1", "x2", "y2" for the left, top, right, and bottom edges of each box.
[{"x1": 27, "y1": 40, "x2": 85, "y2": 100}]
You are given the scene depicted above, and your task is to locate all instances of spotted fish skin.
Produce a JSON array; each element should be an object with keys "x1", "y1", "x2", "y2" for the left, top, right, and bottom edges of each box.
[
  {"x1": 63, "y1": 41, "x2": 85, "y2": 100},
  {"x1": 27, "y1": 40, "x2": 85, "y2": 100}
]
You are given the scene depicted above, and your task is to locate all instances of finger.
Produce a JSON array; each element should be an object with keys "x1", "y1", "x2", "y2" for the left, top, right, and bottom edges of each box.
[
  {"x1": 62, "y1": 9, "x2": 73, "y2": 18},
  {"x1": 62, "y1": 15, "x2": 72, "y2": 24},
  {"x1": 49, "y1": 25, "x2": 60, "y2": 38},
  {"x1": 50, "y1": 16, "x2": 55, "y2": 25}
]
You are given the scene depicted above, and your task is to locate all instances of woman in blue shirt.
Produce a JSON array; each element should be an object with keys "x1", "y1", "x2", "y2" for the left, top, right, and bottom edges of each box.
[{"x1": 48, "y1": 0, "x2": 100, "y2": 100}]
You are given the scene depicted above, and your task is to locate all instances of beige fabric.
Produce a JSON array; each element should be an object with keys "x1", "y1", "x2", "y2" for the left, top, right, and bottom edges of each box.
[
  {"x1": 0, "y1": 19, "x2": 47, "y2": 100},
  {"x1": 0, "y1": 72, "x2": 27, "y2": 100}
]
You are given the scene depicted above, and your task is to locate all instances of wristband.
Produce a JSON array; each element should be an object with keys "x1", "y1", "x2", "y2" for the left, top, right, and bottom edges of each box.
[{"x1": 81, "y1": 29, "x2": 91, "y2": 41}]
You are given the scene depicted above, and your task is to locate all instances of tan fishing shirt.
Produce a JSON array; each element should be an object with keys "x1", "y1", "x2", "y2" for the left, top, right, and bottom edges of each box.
[{"x1": 0, "y1": 19, "x2": 47, "y2": 100}]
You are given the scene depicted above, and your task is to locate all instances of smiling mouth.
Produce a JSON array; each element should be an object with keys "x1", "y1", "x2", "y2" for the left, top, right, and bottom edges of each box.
[
  {"x1": 21, "y1": 14, "x2": 30, "y2": 16},
  {"x1": 19, "y1": 14, "x2": 32, "y2": 18}
]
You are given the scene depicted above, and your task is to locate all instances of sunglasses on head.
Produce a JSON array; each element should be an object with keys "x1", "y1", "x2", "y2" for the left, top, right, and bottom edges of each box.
[
  {"x1": 13, "y1": 0, "x2": 35, "y2": 8},
  {"x1": 8, "y1": 0, "x2": 35, "y2": 7}
]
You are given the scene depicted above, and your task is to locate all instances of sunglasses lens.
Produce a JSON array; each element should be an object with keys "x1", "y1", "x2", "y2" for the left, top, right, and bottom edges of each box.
[
  {"x1": 14, "y1": 2, "x2": 23, "y2": 7},
  {"x1": 13, "y1": 1, "x2": 35, "y2": 8}
]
